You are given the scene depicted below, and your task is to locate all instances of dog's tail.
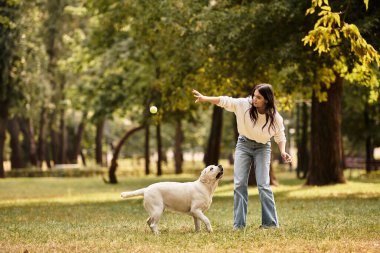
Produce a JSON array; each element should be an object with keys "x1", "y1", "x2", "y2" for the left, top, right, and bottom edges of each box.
[{"x1": 120, "y1": 188, "x2": 146, "y2": 199}]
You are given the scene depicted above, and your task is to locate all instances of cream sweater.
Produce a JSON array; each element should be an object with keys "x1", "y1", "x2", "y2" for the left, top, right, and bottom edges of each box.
[{"x1": 217, "y1": 96, "x2": 286, "y2": 144}]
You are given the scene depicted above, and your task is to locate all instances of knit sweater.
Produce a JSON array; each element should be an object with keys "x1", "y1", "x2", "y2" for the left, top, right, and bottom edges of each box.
[{"x1": 217, "y1": 96, "x2": 286, "y2": 144}]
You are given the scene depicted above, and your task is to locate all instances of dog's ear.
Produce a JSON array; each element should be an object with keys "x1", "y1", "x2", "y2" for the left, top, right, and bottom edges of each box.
[{"x1": 199, "y1": 169, "x2": 211, "y2": 184}]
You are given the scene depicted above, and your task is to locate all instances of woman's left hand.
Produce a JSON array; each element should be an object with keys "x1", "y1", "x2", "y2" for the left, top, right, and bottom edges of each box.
[{"x1": 281, "y1": 152, "x2": 292, "y2": 163}]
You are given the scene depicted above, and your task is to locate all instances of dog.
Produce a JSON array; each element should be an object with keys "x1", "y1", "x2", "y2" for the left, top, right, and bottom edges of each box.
[{"x1": 120, "y1": 164, "x2": 224, "y2": 234}]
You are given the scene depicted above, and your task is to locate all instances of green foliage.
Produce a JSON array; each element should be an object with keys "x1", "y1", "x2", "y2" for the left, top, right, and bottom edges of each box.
[
  {"x1": 12, "y1": 0, "x2": 49, "y2": 118},
  {"x1": 1, "y1": 0, "x2": 379, "y2": 165},
  {"x1": 303, "y1": 0, "x2": 380, "y2": 101},
  {"x1": 342, "y1": 83, "x2": 380, "y2": 154},
  {"x1": 0, "y1": 0, "x2": 22, "y2": 108}
]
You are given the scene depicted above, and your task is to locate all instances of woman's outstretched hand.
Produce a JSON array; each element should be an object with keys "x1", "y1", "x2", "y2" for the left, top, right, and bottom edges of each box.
[{"x1": 192, "y1": 89, "x2": 205, "y2": 103}]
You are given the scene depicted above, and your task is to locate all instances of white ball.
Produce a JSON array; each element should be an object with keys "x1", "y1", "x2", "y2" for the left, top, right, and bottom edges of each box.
[{"x1": 150, "y1": 106, "x2": 158, "y2": 114}]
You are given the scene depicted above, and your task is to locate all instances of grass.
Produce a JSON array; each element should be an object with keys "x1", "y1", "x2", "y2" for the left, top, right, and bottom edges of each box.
[{"x1": 0, "y1": 171, "x2": 379, "y2": 253}]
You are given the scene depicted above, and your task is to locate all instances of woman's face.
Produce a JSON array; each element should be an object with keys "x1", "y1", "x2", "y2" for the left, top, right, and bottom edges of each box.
[{"x1": 252, "y1": 90, "x2": 266, "y2": 109}]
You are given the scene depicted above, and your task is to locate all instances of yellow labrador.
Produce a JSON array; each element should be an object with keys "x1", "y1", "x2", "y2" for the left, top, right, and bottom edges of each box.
[{"x1": 120, "y1": 165, "x2": 224, "y2": 234}]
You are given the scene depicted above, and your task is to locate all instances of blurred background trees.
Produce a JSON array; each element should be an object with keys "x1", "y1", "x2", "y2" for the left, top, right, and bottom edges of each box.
[{"x1": 0, "y1": 0, "x2": 379, "y2": 185}]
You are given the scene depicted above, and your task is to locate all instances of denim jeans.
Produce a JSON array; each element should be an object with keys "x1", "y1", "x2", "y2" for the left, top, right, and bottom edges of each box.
[{"x1": 233, "y1": 135, "x2": 279, "y2": 229}]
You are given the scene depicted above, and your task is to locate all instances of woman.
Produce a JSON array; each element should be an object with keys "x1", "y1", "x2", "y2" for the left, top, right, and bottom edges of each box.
[{"x1": 192, "y1": 84, "x2": 292, "y2": 230}]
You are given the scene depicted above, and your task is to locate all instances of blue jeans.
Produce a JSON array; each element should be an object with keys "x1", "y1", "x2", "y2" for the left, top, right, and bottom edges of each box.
[{"x1": 233, "y1": 135, "x2": 279, "y2": 229}]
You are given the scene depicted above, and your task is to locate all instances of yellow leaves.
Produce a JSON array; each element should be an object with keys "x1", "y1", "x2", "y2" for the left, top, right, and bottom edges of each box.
[
  {"x1": 332, "y1": 56, "x2": 348, "y2": 76},
  {"x1": 305, "y1": 7, "x2": 315, "y2": 15},
  {"x1": 303, "y1": 2, "x2": 343, "y2": 55},
  {"x1": 364, "y1": 0, "x2": 369, "y2": 10},
  {"x1": 368, "y1": 90, "x2": 379, "y2": 103},
  {"x1": 304, "y1": 1, "x2": 379, "y2": 103},
  {"x1": 276, "y1": 96, "x2": 294, "y2": 112},
  {"x1": 342, "y1": 23, "x2": 380, "y2": 66},
  {"x1": 344, "y1": 63, "x2": 379, "y2": 103},
  {"x1": 305, "y1": 0, "x2": 325, "y2": 15},
  {"x1": 341, "y1": 23, "x2": 359, "y2": 39},
  {"x1": 314, "y1": 88, "x2": 328, "y2": 102},
  {"x1": 334, "y1": 28, "x2": 340, "y2": 39},
  {"x1": 302, "y1": 26, "x2": 341, "y2": 55},
  {"x1": 304, "y1": 1, "x2": 380, "y2": 67},
  {"x1": 312, "y1": 67, "x2": 336, "y2": 102},
  {"x1": 320, "y1": 5, "x2": 331, "y2": 12},
  {"x1": 332, "y1": 13, "x2": 341, "y2": 27},
  {"x1": 198, "y1": 67, "x2": 205, "y2": 73}
]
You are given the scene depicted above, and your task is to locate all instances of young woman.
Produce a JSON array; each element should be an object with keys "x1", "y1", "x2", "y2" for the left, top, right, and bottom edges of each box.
[{"x1": 192, "y1": 84, "x2": 292, "y2": 229}]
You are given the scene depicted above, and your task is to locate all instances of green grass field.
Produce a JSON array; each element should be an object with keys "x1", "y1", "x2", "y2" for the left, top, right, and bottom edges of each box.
[{"x1": 1, "y1": 171, "x2": 379, "y2": 252}]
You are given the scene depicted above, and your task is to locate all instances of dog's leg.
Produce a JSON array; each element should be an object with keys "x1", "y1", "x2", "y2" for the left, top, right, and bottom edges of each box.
[
  {"x1": 146, "y1": 217, "x2": 153, "y2": 226},
  {"x1": 144, "y1": 194, "x2": 165, "y2": 235},
  {"x1": 192, "y1": 209, "x2": 213, "y2": 232},
  {"x1": 193, "y1": 216, "x2": 201, "y2": 232},
  {"x1": 146, "y1": 217, "x2": 159, "y2": 234},
  {"x1": 144, "y1": 198, "x2": 164, "y2": 235},
  {"x1": 146, "y1": 214, "x2": 161, "y2": 234}
]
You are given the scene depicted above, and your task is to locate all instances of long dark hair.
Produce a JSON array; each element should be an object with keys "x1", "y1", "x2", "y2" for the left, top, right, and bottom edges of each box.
[{"x1": 248, "y1": 83, "x2": 277, "y2": 133}]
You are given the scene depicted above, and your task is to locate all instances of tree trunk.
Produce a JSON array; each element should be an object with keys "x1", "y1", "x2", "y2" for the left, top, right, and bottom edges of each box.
[
  {"x1": 18, "y1": 118, "x2": 31, "y2": 167},
  {"x1": 174, "y1": 118, "x2": 184, "y2": 174},
  {"x1": 50, "y1": 126, "x2": 59, "y2": 166},
  {"x1": 306, "y1": 76, "x2": 346, "y2": 185},
  {"x1": 45, "y1": 144, "x2": 52, "y2": 169},
  {"x1": 19, "y1": 118, "x2": 38, "y2": 167},
  {"x1": 58, "y1": 99, "x2": 67, "y2": 164},
  {"x1": 95, "y1": 119, "x2": 105, "y2": 166},
  {"x1": 365, "y1": 136, "x2": 374, "y2": 173},
  {"x1": 269, "y1": 164, "x2": 278, "y2": 186},
  {"x1": 204, "y1": 106, "x2": 223, "y2": 166},
  {"x1": 7, "y1": 118, "x2": 26, "y2": 169},
  {"x1": 364, "y1": 101, "x2": 374, "y2": 173},
  {"x1": 70, "y1": 115, "x2": 86, "y2": 164},
  {"x1": 80, "y1": 150, "x2": 86, "y2": 166},
  {"x1": 45, "y1": 0, "x2": 65, "y2": 167},
  {"x1": 48, "y1": 108, "x2": 59, "y2": 168},
  {"x1": 37, "y1": 106, "x2": 47, "y2": 168},
  {"x1": 18, "y1": 119, "x2": 30, "y2": 166},
  {"x1": 156, "y1": 123, "x2": 162, "y2": 176},
  {"x1": 19, "y1": 118, "x2": 38, "y2": 166},
  {"x1": 296, "y1": 103, "x2": 301, "y2": 177},
  {"x1": 0, "y1": 0, "x2": 20, "y2": 177},
  {"x1": 144, "y1": 124, "x2": 150, "y2": 175},
  {"x1": 0, "y1": 115, "x2": 7, "y2": 178},
  {"x1": 297, "y1": 102, "x2": 309, "y2": 179},
  {"x1": 108, "y1": 125, "x2": 144, "y2": 184}
]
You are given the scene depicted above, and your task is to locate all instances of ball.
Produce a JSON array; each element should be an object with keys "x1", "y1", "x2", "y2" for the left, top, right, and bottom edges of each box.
[{"x1": 150, "y1": 106, "x2": 158, "y2": 114}]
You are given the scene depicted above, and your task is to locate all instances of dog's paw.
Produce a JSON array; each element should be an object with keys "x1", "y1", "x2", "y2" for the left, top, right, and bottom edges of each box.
[{"x1": 120, "y1": 192, "x2": 126, "y2": 198}]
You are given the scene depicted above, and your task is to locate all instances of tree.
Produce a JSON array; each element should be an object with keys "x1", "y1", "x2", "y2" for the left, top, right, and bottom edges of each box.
[
  {"x1": 107, "y1": 125, "x2": 144, "y2": 184},
  {"x1": 296, "y1": 102, "x2": 310, "y2": 179},
  {"x1": 0, "y1": 0, "x2": 23, "y2": 177},
  {"x1": 303, "y1": 0, "x2": 380, "y2": 185},
  {"x1": 341, "y1": 84, "x2": 380, "y2": 172},
  {"x1": 85, "y1": 0, "x2": 212, "y2": 179},
  {"x1": 174, "y1": 117, "x2": 184, "y2": 174},
  {"x1": 203, "y1": 106, "x2": 223, "y2": 166}
]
